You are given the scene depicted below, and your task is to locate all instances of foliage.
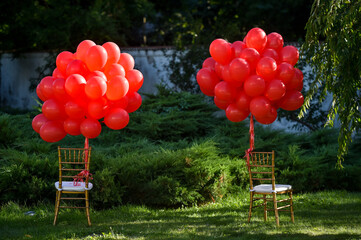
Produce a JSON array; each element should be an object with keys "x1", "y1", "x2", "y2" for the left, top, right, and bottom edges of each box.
[{"x1": 301, "y1": 0, "x2": 361, "y2": 165}]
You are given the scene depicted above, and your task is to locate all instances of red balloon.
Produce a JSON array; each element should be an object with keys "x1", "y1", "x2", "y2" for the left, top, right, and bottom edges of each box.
[
  {"x1": 202, "y1": 57, "x2": 216, "y2": 70},
  {"x1": 221, "y1": 64, "x2": 234, "y2": 83},
  {"x1": 80, "y1": 118, "x2": 102, "y2": 139},
  {"x1": 126, "y1": 92, "x2": 142, "y2": 113},
  {"x1": 232, "y1": 41, "x2": 246, "y2": 58},
  {"x1": 266, "y1": 32, "x2": 284, "y2": 52},
  {"x1": 52, "y1": 68, "x2": 65, "y2": 79},
  {"x1": 214, "y1": 62, "x2": 224, "y2": 79},
  {"x1": 66, "y1": 59, "x2": 89, "y2": 77},
  {"x1": 229, "y1": 58, "x2": 250, "y2": 83},
  {"x1": 236, "y1": 91, "x2": 252, "y2": 111},
  {"x1": 52, "y1": 78, "x2": 68, "y2": 102},
  {"x1": 265, "y1": 79, "x2": 286, "y2": 101},
  {"x1": 39, "y1": 76, "x2": 55, "y2": 100},
  {"x1": 65, "y1": 74, "x2": 86, "y2": 98},
  {"x1": 244, "y1": 75, "x2": 266, "y2": 97},
  {"x1": 63, "y1": 118, "x2": 82, "y2": 135},
  {"x1": 104, "y1": 108, "x2": 129, "y2": 130},
  {"x1": 226, "y1": 103, "x2": 249, "y2": 122},
  {"x1": 196, "y1": 68, "x2": 220, "y2": 96},
  {"x1": 214, "y1": 81, "x2": 237, "y2": 102},
  {"x1": 209, "y1": 39, "x2": 233, "y2": 65},
  {"x1": 65, "y1": 100, "x2": 86, "y2": 119},
  {"x1": 239, "y1": 48, "x2": 260, "y2": 71},
  {"x1": 36, "y1": 85, "x2": 46, "y2": 102},
  {"x1": 104, "y1": 63, "x2": 126, "y2": 79},
  {"x1": 56, "y1": 51, "x2": 75, "y2": 76},
  {"x1": 85, "y1": 76, "x2": 107, "y2": 100},
  {"x1": 39, "y1": 120, "x2": 67, "y2": 143},
  {"x1": 118, "y1": 53, "x2": 135, "y2": 71},
  {"x1": 87, "y1": 98, "x2": 108, "y2": 119},
  {"x1": 277, "y1": 62, "x2": 295, "y2": 84},
  {"x1": 126, "y1": 69, "x2": 144, "y2": 93},
  {"x1": 32, "y1": 113, "x2": 49, "y2": 133},
  {"x1": 245, "y1": 28, "x2": 267, "y2": 53},
  {"x1": 280, "y1": 46, "x2": 299, "y2": 66},
  {"x1": 214, "y1": 96, "x2": 231, "y2": 110},
  {"x1": 279, "y1": 90, "x2": 304, "y2": 111},
  {"x1": 250, "y1": 96, "x2": 272, "y2": 119},
  {"x1": 262, "y1": 48, "x2": 279, "y2": 63},
  {"x1": 42, "y1": 99, "x2": 65, "y2": 120},
  {"x1": 85, "y1": 45, "x2": 108, "y2": 71},
  {"x1": 86, "y1": 70, "x2": 107, "y2": 82},
  {"x1": 255, "y1": 106, "x2": 277, "y2": 125},
  {"x1": 287, "y1": 68, "x2": 303, "y2": 91},
  {"x1": 102, "y1": 42, "x2": 121, "y2": 67},
  {"x1": 76, "y1": 40, "x2": 96, "y2": 62},
  {"x1": 106, "y1": 75, "x2": 129, "y2": 101},
  {"x1": 256, "y1": 57, "x2": 277, "y2": 81}
]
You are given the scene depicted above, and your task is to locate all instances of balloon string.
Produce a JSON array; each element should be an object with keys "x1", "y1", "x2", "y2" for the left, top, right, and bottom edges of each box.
[
  {"x1": 74, "y1": 137, "x2": 91, "y2": 186},
  {"x1": 244, "y1": 114, "x2": 254, "y2": 165}
]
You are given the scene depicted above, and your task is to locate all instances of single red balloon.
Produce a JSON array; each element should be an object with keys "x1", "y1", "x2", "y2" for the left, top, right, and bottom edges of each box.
[
  {"x1": 235, "y1": 91, "x2": 252, "y2": 111},
  {"x1": 277, "y1": 62, "x2": 295, "y2": 84},
  {"x1": 266, "y1": 32, "x2": 284, "y2": 52},
  {"x1": 32, "y1": 113, "x2": 49, "y2": 133},
  {"x1": 56, "y1": 51, "x2": 74, "y2": 76},
  {"x1": 209, "y1": 39, "x2": 233, "y2": 65},
  {"x1": 39, "y1": 76, "x2": 55, "y2": 100},
  {"x1": 65, "y1": 74, "x2": 86, "y2": 98},
  {"x1": 226, "y1": 103, "x2": 250, "y2": 122},
  {"x1": 118, "y1": 53, "x2": 135, "y2": 71},
  {"x1": 106, "y1": 75, "x2": 129, "y2": 101},
  {"x1": 229, "y1": 58, "x2": 250, "y2": 83},
  {"x1": 87, "y1": 98, "x2": 108, "y2": 119},
  {"x1": 287, "y1": 68, "x2": 303, "y2": 91},
  {"x1": 126, "y1": 69, "x2": 144, "y2": 93},
  {"x1": 40, "y1": 121, "x2": 67, "y2": 143},
  {"x1": 104, "y1": 108, "x2": 129, "y2": 130},
  {"x1": 214, "y1": 62, "x2": 224, "y2": 79},
  {"x1": 66, "y1": 59, "x2": 89, "y2": 77},
  {"x1": 52, "y1": 68, "x2": 65, "y2": 79},
  {"x1": 85, "y1": 76, "x2": 107, "y2": 100},
  {"x1": 244, "y1": 75, "x2": 266, "y2": 97},
  {"x1": 80, "y1": 118, "x2": 102, "y2": 139},
  {"x1": 63, "y1": 118, "x2": 82, "y2": 136},
  {"x1": 255, "y1": 106, "x2": 277, "y2": 125},
  {"x1": 76, "y1": 40, "x2": 96, "y2": 62},
  {"x1": 279, "y1": 90, "x2": 304, "y2": 111},
  {"x1": 214, "y1": 81, "x2": 237, "y2": 102},
  {"x1": 85, "y1": 45, "x2": 108, "y2": 71},
  {"x1": 250, "y1": 96, "x2": 272, "y2": 119},
  {"x1": 102, "y1": 42, "x2": 121, "y2": 67},
  {"x1": 196, "y1": 68, "x2": 220, "y2": 96},
  {"x1": 42, "y1": 99, "x2": 65, "y2": 120},
  {"x1": 202, "y1": 57, "x2": 216, "y2": 70},
  {"x1": 126, "y1": 92, "x2": 142, "y2": 113},
  {"x1": 256, "y1": 57, "x2": 277, "y2": 81},
  {"x1": 239, "y1": 48, "x2": 260, "y2": 71},
  {"x1": 36, "y1": 85, "x2": 47, "y2": 102},
  {"x1": 104, "y1": 63, "x2": 126, "y2": 79},
  {"x1": 265, "y1": 79, "x2": 286, "y2": 101},
  {"x1": 280, "y1": 46, "x2": 299, "y2": 66},
  {"x1": 232, "y1": 41, "x2": 246, "y2": 58},
  {"x1": 245, "y1": 28, "x2": 267, "y2": 53},
  {"x1": 65, "y1": 100, "x2": 86, "y2": 119}
]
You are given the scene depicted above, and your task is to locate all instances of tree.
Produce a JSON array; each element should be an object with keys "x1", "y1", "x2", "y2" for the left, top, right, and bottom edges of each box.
[{"x1": 301, "y1": 0, "x2": 361, "y2": 166}]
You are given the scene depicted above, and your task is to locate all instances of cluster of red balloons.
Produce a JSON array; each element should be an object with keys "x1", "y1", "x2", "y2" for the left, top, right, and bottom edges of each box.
[
  {"x1": 196, "y1": 28, "x2": 304, "y2": 124},
  {"x1": 32, "y1": 40, "x2": 143, "y2": 142}
]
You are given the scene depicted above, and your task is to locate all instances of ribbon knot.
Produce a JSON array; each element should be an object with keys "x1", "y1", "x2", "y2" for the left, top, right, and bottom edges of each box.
[{"x1": 73, "y1": 170, "x2": 93, "y2": 186}]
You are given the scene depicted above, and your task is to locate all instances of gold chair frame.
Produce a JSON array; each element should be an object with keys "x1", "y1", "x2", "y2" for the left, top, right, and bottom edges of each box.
[
  {"x1": 54, "y1": 146, "x2": 92, "y2": 226},
  {"x1": 246, "y1": 150, "x2": 294, "y2": 226}
]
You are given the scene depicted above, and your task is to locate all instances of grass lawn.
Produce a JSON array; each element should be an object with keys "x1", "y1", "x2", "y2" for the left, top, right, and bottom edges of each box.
[{"x1": 1, "y1": 191, "x2": 360, "y2": 240}]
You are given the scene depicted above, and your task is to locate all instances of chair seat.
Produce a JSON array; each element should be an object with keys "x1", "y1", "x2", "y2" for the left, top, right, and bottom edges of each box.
[
  {"x1": 55, "y1": 181, "x2": 93, "y2": 191},
  {"x1": 252, "y1": 184, "x2": 292, "y2": 193}
]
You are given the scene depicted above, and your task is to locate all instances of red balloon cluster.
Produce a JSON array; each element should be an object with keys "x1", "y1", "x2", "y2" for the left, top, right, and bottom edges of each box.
[
  {"x1": 197, "y1": 28, "x2": 304, "y2": 124},
  {"x1": 32, "y1": 40, "x2": 143, "y2": 142}
]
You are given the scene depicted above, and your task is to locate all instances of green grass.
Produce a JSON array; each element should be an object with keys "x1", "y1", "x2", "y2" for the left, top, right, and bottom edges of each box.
[{"x1": 1, "y1": 191, "x2": 361, "y2": 240}]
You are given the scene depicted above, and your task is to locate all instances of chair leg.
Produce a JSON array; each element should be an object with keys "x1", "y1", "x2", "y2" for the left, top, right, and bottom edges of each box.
[
  {"x1": 53, "y1": 191, "x2": 61, "y2": 226},
  {"x1": 263, "y1": 194, "x2": 267, "y2": 221},
  {"x1": 248, "y1": 191, "x2": 254, "y2": 223},
  {"x1": 273, "y1": 192, "x2": 279, "y2": 226},
  {"x1": 289, "y1": 191, "x2": 295, "y2": 223},
  {"x1": 85, "y1": 191, "x2": 91, "y2": 226}
]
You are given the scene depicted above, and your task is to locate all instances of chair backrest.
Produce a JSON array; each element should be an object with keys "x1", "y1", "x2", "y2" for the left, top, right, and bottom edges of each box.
[
  {"x1": 57, "y1": 147, "x2": 92, "y2": 189},
  {"x1": 246, "y1": 151, "x2": 275, "y2": 191}
]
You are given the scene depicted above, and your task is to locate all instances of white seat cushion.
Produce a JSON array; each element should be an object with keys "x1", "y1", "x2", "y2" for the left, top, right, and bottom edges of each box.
[
  {"x1": 55, "y1": 181, "x2": 93, "y2": 191},
  {"x1": 252, "y1": 184, "x2": 292, "y2": 193}
]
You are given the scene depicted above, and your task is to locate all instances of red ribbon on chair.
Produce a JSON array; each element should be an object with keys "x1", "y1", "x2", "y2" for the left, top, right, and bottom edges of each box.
[
  {"x1": 73, "y1": 138, "x2": 93, "y2": 186},
  {"x1": 244, "y1": 114, "x2": 255, "y2": 165}
]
